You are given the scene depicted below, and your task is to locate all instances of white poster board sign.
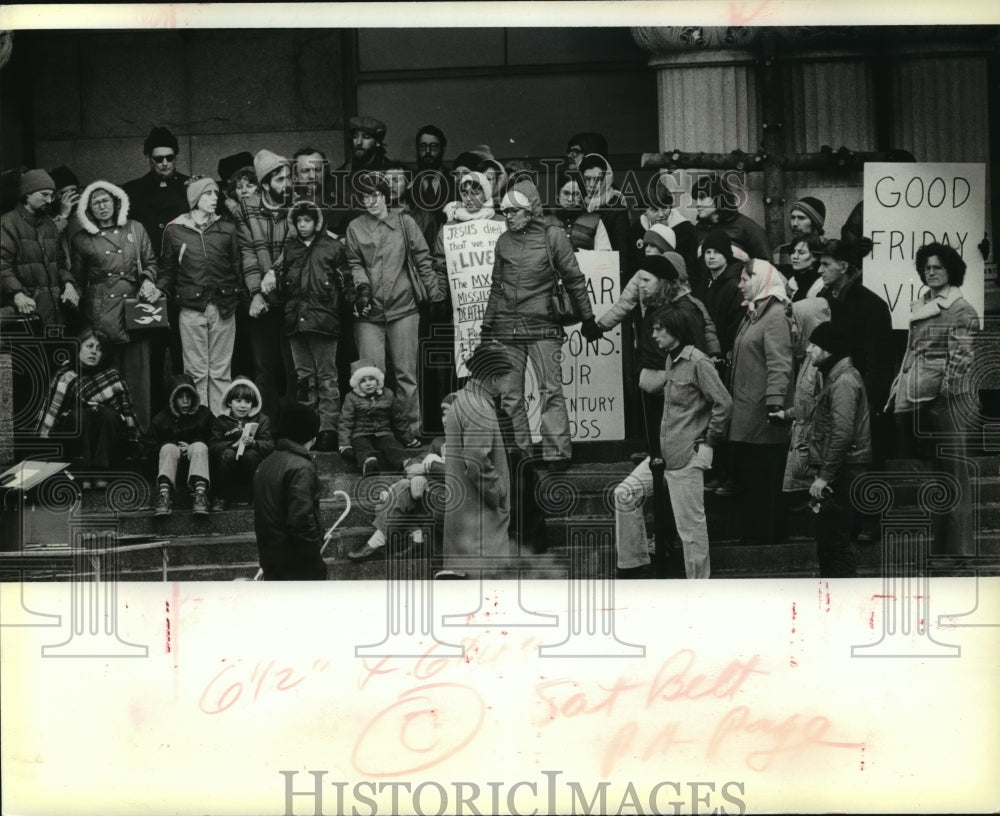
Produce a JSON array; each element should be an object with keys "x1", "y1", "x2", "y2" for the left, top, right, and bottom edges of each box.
[
  {"x1": 441, "y1": 218, "x2": 506, "y2": 378},
  {"x1": 525, "y1": 250, "x2": 625, "y2": 443},
  {"x1": 863, "y1": 163, "x2": 985, "y2": 330}
]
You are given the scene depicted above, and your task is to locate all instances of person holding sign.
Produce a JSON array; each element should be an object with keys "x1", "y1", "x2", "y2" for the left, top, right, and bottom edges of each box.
[
  {"x1": 887, "y1": 242, "x2": 980, "y2": 560},
  {"x1": 480, "y1": 179, "x2": 600, "y2": 471}
]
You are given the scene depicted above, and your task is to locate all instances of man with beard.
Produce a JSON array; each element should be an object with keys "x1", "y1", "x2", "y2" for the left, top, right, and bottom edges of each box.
[
  {"x1": 411, "y1": 124, "x2": 451, "y2": 218},
  {"x1": 772, "y1": 196, "x2": 826, "y2": 279},
  {"x1": 122, "y1": 126, "x2": 191, "y2": 409},
  {"x1": 335, "y1": 115, "x2": 391, "y2": 234},
  {"x1": 236, "y1": 149, "x2": 296, "y2": 425}
]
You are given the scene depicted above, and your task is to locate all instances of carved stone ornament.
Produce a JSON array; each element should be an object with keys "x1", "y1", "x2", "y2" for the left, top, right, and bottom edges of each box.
[{"x1": 631, "y1": 26, "x2": 762, "y2": 54}]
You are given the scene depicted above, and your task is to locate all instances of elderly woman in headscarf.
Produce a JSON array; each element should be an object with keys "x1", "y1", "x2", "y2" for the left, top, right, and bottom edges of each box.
[
  {"x1": 70, "y1": 180, "x2": 161, "y2": 427},
  {"x1": 480, "y1": 179, "x2": 600, "y2": 471},
  {"x1": 729, "y1": 259, "x2": 795, "y2": 547}
]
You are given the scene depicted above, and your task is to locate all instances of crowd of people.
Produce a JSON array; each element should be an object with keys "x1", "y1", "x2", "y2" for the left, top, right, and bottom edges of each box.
[{"x1": 0, "y1": 120, "x2": 982, "y2": 580}]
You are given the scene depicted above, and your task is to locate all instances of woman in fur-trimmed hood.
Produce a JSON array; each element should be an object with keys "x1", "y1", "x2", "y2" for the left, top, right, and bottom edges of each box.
[{"x1": 70, "y1": 179, "x2": 161, "y2": 428}]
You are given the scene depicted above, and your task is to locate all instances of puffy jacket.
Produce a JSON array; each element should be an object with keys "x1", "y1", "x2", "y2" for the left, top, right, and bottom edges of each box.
[
  {"x1": 482, "y1": 180, "x2": 593, "y2": 340},
  {"x1": 208, "y1": 378, "x2": 275, "y2": 459},
  {"x1": 143, "y1": 373, "x2": 215, "y2": 455},
  {"x1": 275, "y1": 202, "x2": 354, "y2": 336},
  {"x1": 338, "y1": 386, "x2": 414, "y2": 449},
  {"x1": 253, "y1": 438, "x2": 324, "y2": 572},
  {"x1": 637, "y1": 290, "x2": 718, "y2": 371},
  {"x1": 71, "y1": 181, "x2": 159, "y2": 344},
  {"x1": 806, "y1": 357, "x2": 872, "y2": 482},
  {"x1": 157, "y1": 213, "x2": 242, "y2": 317},
  {"x1": 1, "y1": 204, "x2": 75, "y2": 329}
]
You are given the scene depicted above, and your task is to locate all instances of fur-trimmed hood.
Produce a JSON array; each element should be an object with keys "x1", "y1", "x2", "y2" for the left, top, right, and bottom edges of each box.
[
  {"x1": 76, "y1": 180, "x2": 130, "y2": 234},
  {"x1": 219, "y1": 377, "x2": 264, "y2": 418},
  {"x1": 349, "y1": 359, "x2": 385, "y2": 394},
  {"x1": 286, "y1": 198, "x2": 325, "y2": 237}
]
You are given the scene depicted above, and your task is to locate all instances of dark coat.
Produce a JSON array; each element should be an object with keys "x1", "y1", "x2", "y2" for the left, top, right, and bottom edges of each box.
[
  {"x1": 702, "y1": 260, "x2": 746, "y2": 357},
  {"x1": 694, "y1": 210, "x2": 771, "y2": 262},
  {"x1": 143, "y1": 374, "x2": 214, "y2": 455},
  {"x1": 253, "y1": 438, "x2": 326, "y2": 580},
  {"x1": 338, "y1": 386, "x2": 414, "y2": 449},
  {"x1": 208, "y1": 378, "x2": 275, "y2": 459},
  {"x1": 120, "y1": 170, "x2": 190, "y2": 253},
  {"x1": 156, "y1": 213, "x2": 242, "y2": 317},
  {"x1": 1, "y1": 204, "x2": 75, "y2": 329}
]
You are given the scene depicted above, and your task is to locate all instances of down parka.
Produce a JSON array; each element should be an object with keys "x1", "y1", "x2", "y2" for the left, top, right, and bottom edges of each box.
[
  {"x1": 1, "y1": 204, "x2": 76, "y2": 329},
  {"x1": 338, "y1": 385, "x2": 415, "y2": 449},
  {"x1": 275, "y1": 202, "x2": 354, "y2": 337},
  {"x1": 482, "y1": 180, "x2": 593, "y2": 340},
  {"x1": 156, "y1": 212, "x2": 242, "y2": 317}
]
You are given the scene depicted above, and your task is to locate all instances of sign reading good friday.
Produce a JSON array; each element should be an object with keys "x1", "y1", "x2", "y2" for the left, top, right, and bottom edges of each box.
[{"x1": 863, "y1": 163, "x2": 985, "y2": 330}]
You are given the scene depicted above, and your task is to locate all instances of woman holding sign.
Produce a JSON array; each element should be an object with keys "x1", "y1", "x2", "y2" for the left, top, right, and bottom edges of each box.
[
  {"x1": 887, "y1": 242, "x2": 980, "y2": 560},
  {"x1": 480, "y1": 179, "x2": 601, "y2": 471}
]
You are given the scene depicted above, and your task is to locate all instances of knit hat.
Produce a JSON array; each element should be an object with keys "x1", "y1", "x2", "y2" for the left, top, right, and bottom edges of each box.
[
  {"x1": 49, "y1": 165, "x2": 79, "y2": 191},
  {"x1": 791, "y1": 196, "x2": 826, "y2": 232},
  {"x1": 701, "y1": 229, "x2": 735, "y2": 263},
  {"x1": 639, "y1": 254, "x2": 679, "y2": 283},
  {"x1": 143, "y1": 126, "x2": 179, "y2": 156},
  {"x1": 348, "y1": 115, "x2": 387, "y2": 143},
  {"x1": 466, "y1": 342, "x2": 513, "y2": 379},
  {"x1": 500, "y1": 189, "x2": 531, "y2": 211},
  {"x1": 218, "y1": 151, "x2": 254, "y2": 184},
  {"x1": 19, "y1": 170, "x2": 56, "y2": 197},
  {"x1": 349, "y1": 359, "x2": 385, "y2": 391},
  {"x1": 662, "y1": 250, "x2": 688, "y2": 284},
  {"x1": 809, "y1": 321, "x2": 849, "y2": 359},
  {"x1": 253, "y1": 149, "x2": 287, "y2": 184},
  {"x1": 278, "y1": 403, "x2": 320, "y2": 445},
  {"x1": 186, "y1": 176, "x2": 219, "y2": 209},
  {"x1": 639, "y1": 223, "x2": 676, "y2": 253}
]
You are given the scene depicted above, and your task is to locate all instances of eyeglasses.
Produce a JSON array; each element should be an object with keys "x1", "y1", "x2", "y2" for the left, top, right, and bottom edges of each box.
[
  {"x1": 501, "y1": 208, "x2": 521, "y2": 217},
  {"x1": 418, "y1": 143, "x2": 441, "y2": 152},
  {"x1": 152, "y1": 154, "x2": 176, "y2": 164}
]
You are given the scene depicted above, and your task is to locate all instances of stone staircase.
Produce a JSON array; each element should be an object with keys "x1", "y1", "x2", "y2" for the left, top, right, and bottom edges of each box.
[{"x1": 20, "y1": 447, "x2": 1000, "y2": 581}]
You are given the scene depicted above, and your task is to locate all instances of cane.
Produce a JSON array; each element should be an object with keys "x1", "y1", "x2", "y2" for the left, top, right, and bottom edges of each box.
[
  {"x1": 251, "y1": 490, "x2": 352, "y2": 581},
  {"x1": 650, "y1": 457, "x2": 670, "y2": 577}
]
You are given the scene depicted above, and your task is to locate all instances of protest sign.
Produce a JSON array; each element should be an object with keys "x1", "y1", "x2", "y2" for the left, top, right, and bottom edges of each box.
[
  {"x1": 863, "y1": 163, "x2": 985, "y2": 329},
  {"x1": 441, "y1": 218, "x2": 507, "y2": 377}
]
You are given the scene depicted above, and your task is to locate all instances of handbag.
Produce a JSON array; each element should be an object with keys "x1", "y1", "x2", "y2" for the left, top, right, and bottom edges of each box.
[
  {"x1": 543, "y1": 226, "x2": 584, "y2": 326},
  {"x1": 399, "y1": 214, "x2": 429, "y2": 307}
]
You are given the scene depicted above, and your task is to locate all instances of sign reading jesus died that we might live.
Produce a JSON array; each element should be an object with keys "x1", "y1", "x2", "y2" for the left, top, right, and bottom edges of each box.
[{"x1": 863, "y1": 163, "x2": 985, "y2": 330}]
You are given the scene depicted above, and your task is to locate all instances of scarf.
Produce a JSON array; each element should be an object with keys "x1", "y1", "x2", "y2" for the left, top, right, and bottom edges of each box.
[
  {"x1": 741, "y1": 259, "x2": 790, "y2": 315},
  {"x1": 37, "y1": 365, "x2": 142, "y2": 442}
]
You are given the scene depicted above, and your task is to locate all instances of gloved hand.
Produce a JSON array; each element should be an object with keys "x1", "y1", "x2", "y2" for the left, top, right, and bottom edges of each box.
[{"x1": 580, "y1": 317, "x2": 603, "y2": 342}]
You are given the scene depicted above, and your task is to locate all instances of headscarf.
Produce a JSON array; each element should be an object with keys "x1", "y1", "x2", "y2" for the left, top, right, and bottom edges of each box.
[
  {"x1": 581, "y1": 153, "x2": 615, "y2": 213},
  {"x1": 741, "y1": 259, "x2": 790, "y2": 314},
  {"x1": 449, "y1": 171, "x2": 495, "y2": 221}
]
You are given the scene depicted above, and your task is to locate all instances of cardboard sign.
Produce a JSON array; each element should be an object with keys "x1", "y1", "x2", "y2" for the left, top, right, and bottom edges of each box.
[
  {"x1": 525, "y1": 250, "x2": 625, "y2": 442},
  {"x1": 863, "y1": 163, "x2": 985, "y2": 330},
  {"x1": 441, "y1": 218, "x2": 507, "y2": 377}
]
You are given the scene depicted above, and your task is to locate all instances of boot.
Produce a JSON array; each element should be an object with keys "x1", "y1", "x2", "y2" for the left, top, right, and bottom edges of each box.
[
  {"x1": 154, "y1": 483, "x2": 173, "y2": 517},
  {"x1": 192, "y1": 481, "x2": 210, "y2": 517}
]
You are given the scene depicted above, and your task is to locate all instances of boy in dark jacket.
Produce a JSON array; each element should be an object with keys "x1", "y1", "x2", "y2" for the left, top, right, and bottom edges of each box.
[
  {"x1": 208, "y1": 377, "x2": 274, "y2": 511},
  {"x1": 338, "y1": 359, "x2": 421, "y2": 476},
  {"x1": 145, "y1": 373, "x2": 215, "y2": 516},
  {"x1": 253, "y1": 403, "x2": 326, "y2": 581},
  {"x1": 264, "y1": 199, "x2": 354, "y2": 451}
]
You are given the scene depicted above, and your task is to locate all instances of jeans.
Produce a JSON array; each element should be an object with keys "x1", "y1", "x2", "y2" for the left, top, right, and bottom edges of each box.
[
  {"x1": 501, "y1": 337, "x2": 571, "y2": 462},
  {"x1": 158, "y1": 441, "x2": 211, "y2": 489},
  {"x1": 289, "y1": 333, "x2": 341, "y2": 433},
  {"x1": 614, "y1": 453, "x2": 711, "y2": 577},
  {"x1": 178, "y1": 304, "x2": 235, "y2": 415},
  {"x1": 356, "y1": 313, "x2": 421, "y2": 437}
]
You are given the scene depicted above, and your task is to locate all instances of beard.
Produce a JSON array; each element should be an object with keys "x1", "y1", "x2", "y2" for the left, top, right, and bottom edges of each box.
[{"x1": 417, "y1": 154, "x2": 442, "y2": 170}]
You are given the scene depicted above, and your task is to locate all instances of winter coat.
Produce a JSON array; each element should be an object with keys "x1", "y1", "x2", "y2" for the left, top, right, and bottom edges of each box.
[
  {"x1": 346, "y1": 209, "x2": 441, "y2": 323},
  {"x1": 234, "y1": 191, "x2": 290, "y2": 301},
  {"x1": 70, "y1": 181, "x2": 159, "y2": 344},
  {"x1": 0, "y1": 204, "x2": 75, "y2": 329},
  {"x1": 120, "y1": 170, "x2": 190, "y2": 253},
  {"x1": 208, "y1": 378, "x2": 275, "y2": 460},
  {"x1": 253, "y1": 438, "x2": 324, "y2": 575},
  {"x1": 482, "y1": 180, "x2": 593, "y2": 340},
  {"x1": 703, "y1": 260, "x2": 745, "y2": 357},
  {"x1": 821, "y1": 274, "x2": 896, "y2": 414},
  {"x1": 547, "y1": 210, "x2": 612, "y2": 251},
  {"x1": 443, "y1": 380, "x2": 512, "y2": 562},
  {"x1": 143, "y1": 373, "x2": 215, "y2": 455},
  {"x1": 274, "y1": 203, "x2": 354, "y2": 337},
  {"x1": 889, "y1": 286, "x2": 979, "y2": 413},
  {"x1": 729, "y1": 296, "x2": 794, "y2": 444},
  {"x1": 802, "y1": 357, "x2": 872, "y2": 483},
  {"x1": 156, "y1": 213, "x2": 242, "y2": 318},
  {"x1": 694, "y1": 210, "x2": 771, "y2": 264},
  {"x1": 338, "y1": 386, "x2": 414, "y2": 449},
  {"x1": 659, "y1": 345, "x2": 732, "y2": 471}
]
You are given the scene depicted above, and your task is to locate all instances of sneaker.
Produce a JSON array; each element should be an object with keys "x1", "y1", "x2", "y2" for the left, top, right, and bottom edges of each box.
[
  {"x1": 154, "y1": 489, "x2": 172, "y2": 517},
  {"x1": 362, "y1": 456, "x2": 379, "y2": 477},
  {"x1": 210, "y1": 497, "x2": 226, "y2": 513},
  {"x1": 192, "y1": 488, "x2": 210, "y2": 517},
  {"x1": 346, "y1": 544, "x2": 385, "y2": 563},
  {"x1": 714, "y1": 480, "x2": 742, "y2": 497}
]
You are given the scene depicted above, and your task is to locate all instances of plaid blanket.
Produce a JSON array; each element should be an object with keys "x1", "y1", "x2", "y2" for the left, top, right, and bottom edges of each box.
[{"x1": 37, "y1": 365, "x2": 142, "y2": 442}]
